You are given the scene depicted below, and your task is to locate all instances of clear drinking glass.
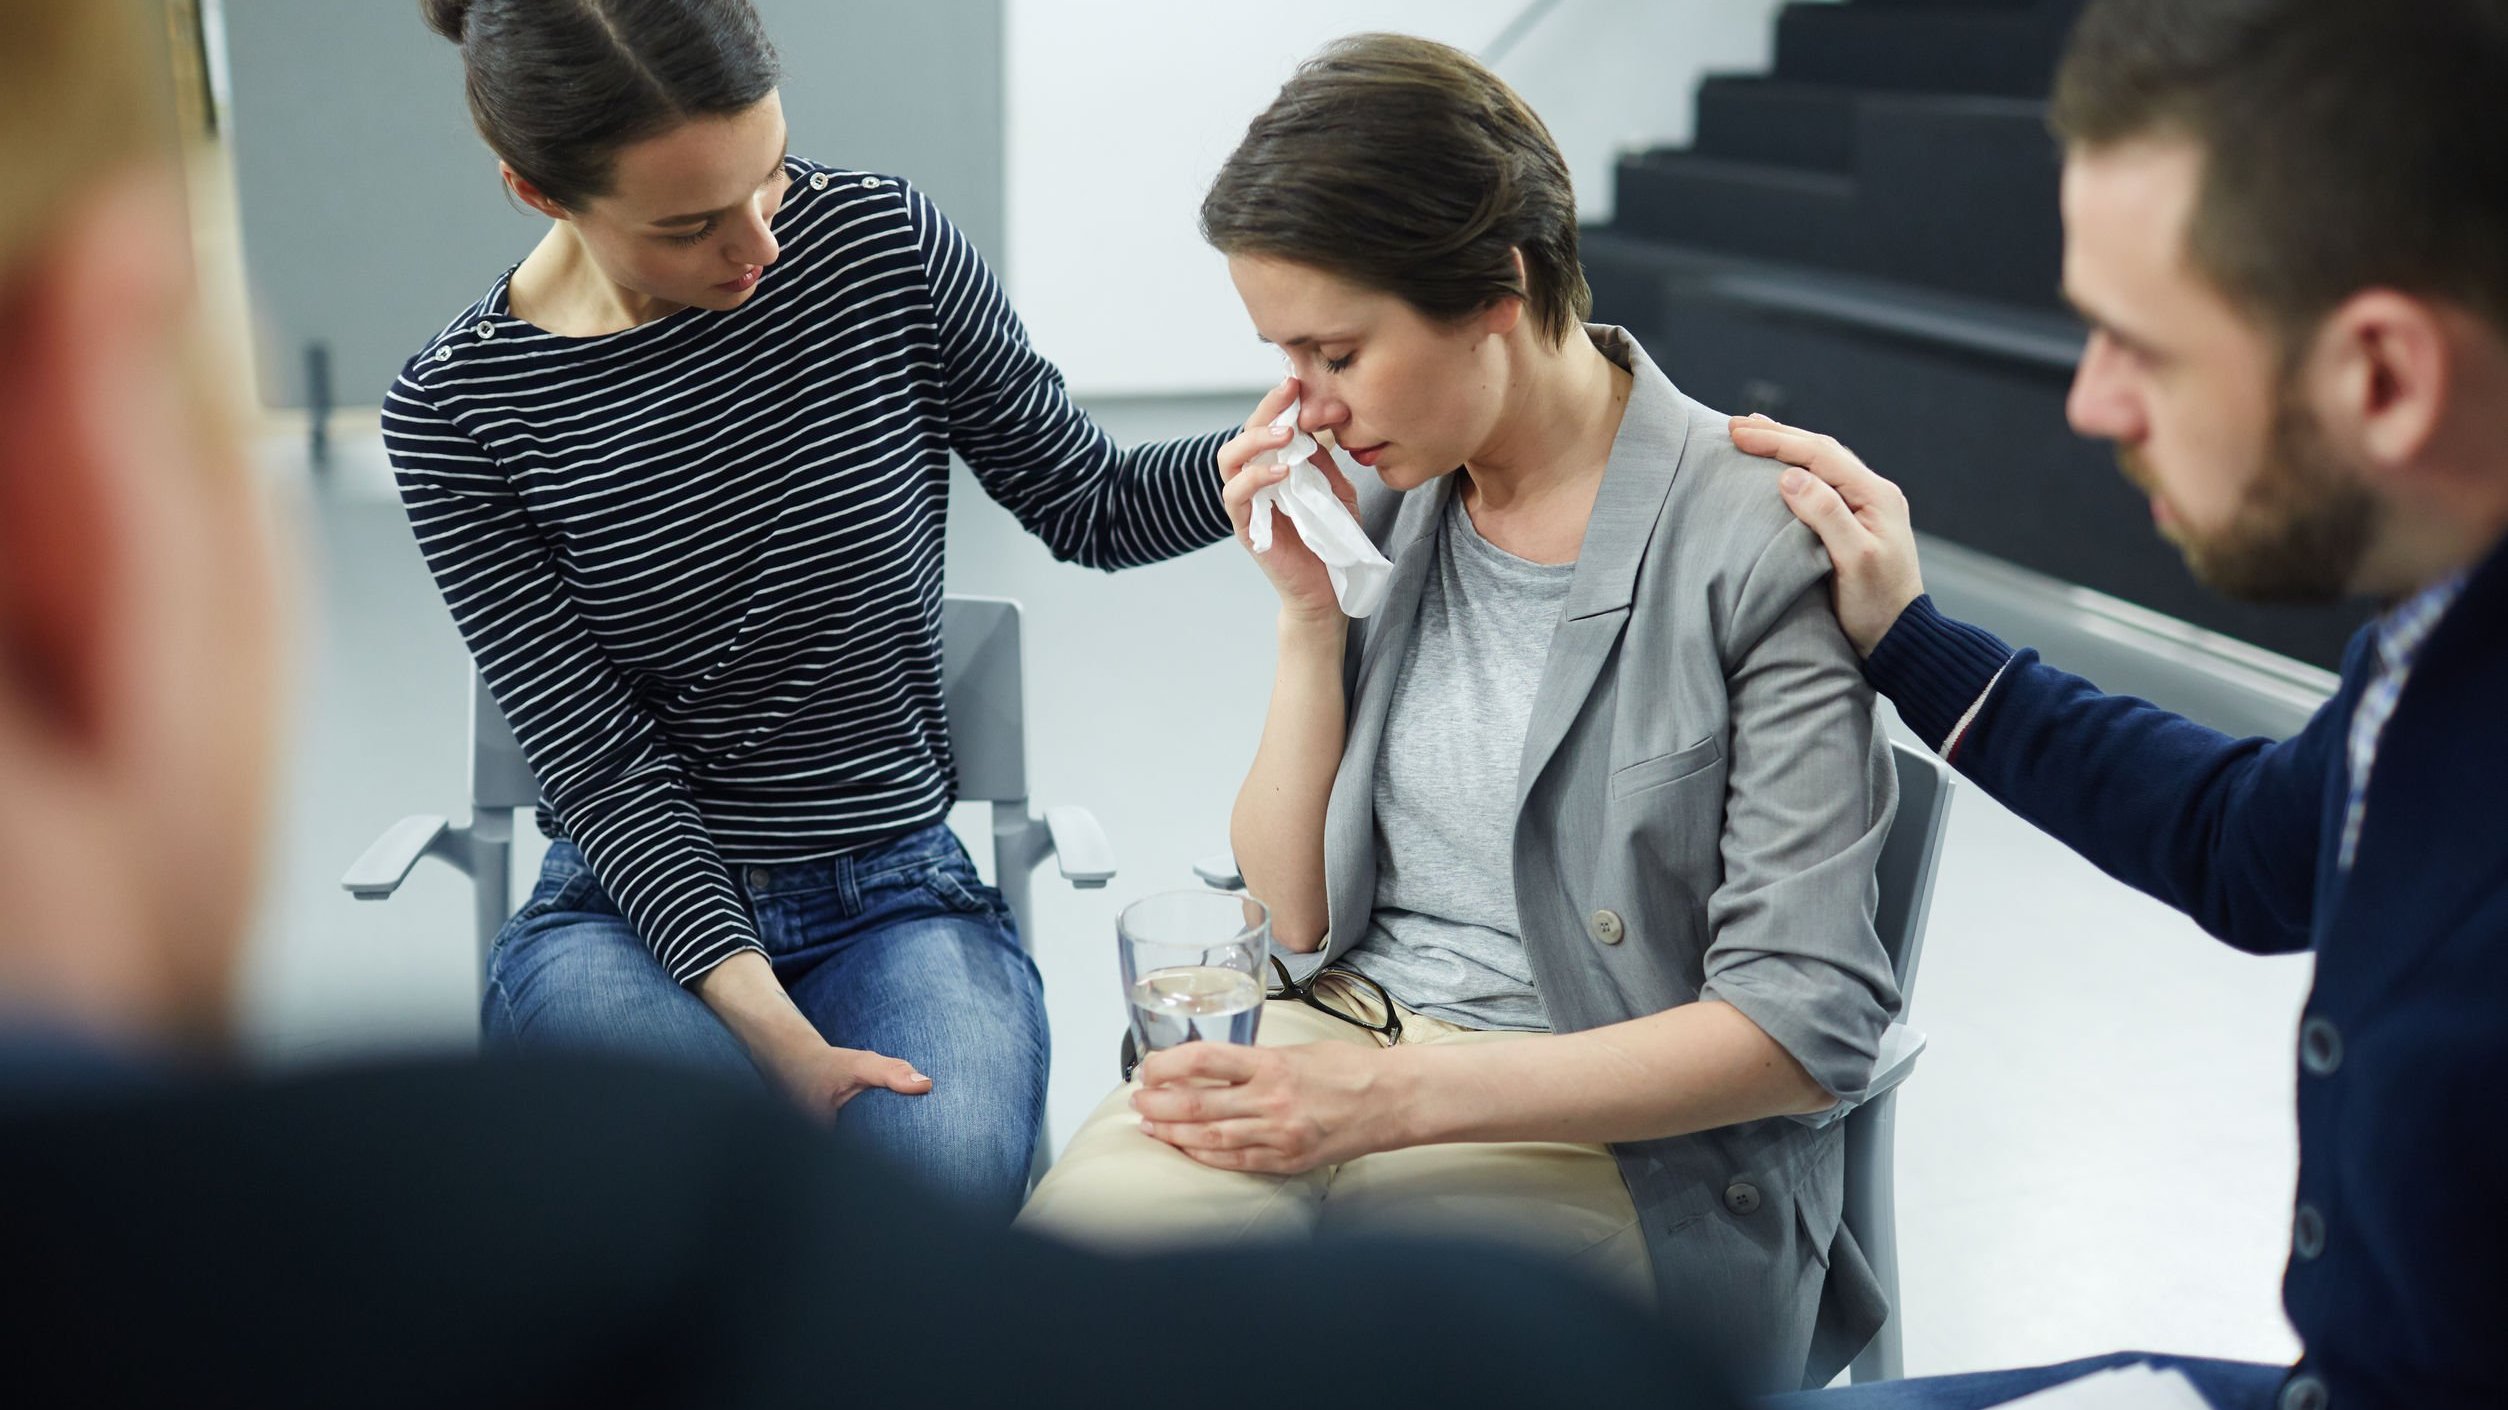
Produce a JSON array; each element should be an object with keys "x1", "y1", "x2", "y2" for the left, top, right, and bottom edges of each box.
[{"x1": 1118, "y1": 890, "x2": 1271, "y2": 1055}]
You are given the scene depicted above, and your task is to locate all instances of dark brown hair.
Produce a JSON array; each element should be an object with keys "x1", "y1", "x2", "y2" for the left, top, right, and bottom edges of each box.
[
  {"x1": 2050, "y1": 0, "x2": 2508, "y2": 341},
  {"x1": 1201, "y1": 33, "x2": 1591, "y2": 347},
  {"x1": 421, "y1": 0, "x2": 780, "y2": 210}
]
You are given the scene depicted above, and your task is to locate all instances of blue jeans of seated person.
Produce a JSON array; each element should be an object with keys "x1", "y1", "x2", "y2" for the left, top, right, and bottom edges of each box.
[
  {"x1": 1763, "y1": 1352, "x2": 2289, "y2": 1409},
  {"x1": 482, "y1": 822, "x2": 1047, "y2": 1220}
]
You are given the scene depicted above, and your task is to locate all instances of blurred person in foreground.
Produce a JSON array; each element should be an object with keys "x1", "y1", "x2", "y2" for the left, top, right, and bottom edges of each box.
[{"x1": 0, "y1": 3, "x2": 1736, "y2": 1405}]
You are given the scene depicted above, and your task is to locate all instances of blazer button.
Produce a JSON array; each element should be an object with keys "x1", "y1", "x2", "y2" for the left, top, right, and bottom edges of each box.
[
  {"x1": 2278, "y1": 1372, "x2": 2329, "y2": 1410},
  {"x1": 2299, "y1": 1017, "x2": 2343, "y2": 1076},
  {"x1": 1722, "y1": 1180, "x2": 1761, "y2": 1216},
  {"x1": 2292, "y1": 1202, "x2": 2325, "y2": 1261},
  {"x1": 1589, "y1": 909, "x2": 1626, "y2": 945}
]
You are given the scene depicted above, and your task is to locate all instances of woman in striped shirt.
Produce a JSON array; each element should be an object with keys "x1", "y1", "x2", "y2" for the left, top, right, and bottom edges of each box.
[{"x1": 385, "y1": 0, "x2": 1231, "y2": 1216}]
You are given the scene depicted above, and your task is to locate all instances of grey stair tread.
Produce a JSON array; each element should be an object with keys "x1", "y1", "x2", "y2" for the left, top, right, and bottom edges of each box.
[
  {"x1": 1773, "y1": 1, "x2": 2078, "y2": 97},
  {"x1": 1613, "y1": 151, "x2": 1862, "y2": 274},
  {"x1": 1693, "y1": 75, "x2": 1865, "y2": 173}
]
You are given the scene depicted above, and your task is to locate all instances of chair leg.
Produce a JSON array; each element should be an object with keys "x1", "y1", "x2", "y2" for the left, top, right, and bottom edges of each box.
[
  {"x1": 1845, "y1": 1090, "x2": 1906, "y2": 1383},
  {"x1": 469, "y1": 811, "x2": 513, "y2": 1004}
]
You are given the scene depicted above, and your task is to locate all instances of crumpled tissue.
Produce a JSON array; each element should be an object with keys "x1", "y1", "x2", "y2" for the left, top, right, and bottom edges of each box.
[{"x1": 1245, "y1": 399, "x2": 1393, "y2": 618}]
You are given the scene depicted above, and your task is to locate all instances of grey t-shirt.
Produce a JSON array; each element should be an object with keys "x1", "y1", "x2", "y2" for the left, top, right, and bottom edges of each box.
[{"x1": 1346, "y1": 491, "x2": 1573, "y2": 1031}]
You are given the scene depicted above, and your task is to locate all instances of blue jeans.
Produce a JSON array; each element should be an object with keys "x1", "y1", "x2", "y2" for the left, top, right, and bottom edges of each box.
[
  {"x1": 483, "y1": 822, "x2": 1047, "y2": 1219},
  {"x1": 1765, "y1": 1352, "x2": 2291, "y2": 1409}
]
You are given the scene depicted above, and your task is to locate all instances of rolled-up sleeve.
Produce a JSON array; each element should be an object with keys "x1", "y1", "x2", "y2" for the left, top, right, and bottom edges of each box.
[{"x1": 1696, "y1": 524, "x2": 1902, "y2": 1110}]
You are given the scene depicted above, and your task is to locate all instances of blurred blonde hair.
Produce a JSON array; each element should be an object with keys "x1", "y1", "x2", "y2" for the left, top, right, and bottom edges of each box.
[{"x1": 0, "y1": 0, "x2": 173, "y2": 282}]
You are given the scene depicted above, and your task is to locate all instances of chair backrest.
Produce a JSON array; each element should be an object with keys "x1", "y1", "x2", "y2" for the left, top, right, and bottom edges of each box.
[
  {"x1": 466, "y1": 593, "x2": 1031, "y2": 815},
  {"x1": 470, "y1": 672, "x2": 535, "y2": 812},
  {"x1": 1875, "y1": 739, "x2": 1956, "y2": 1003},
  {"x1": 940, "y1": 596, "x2": 1029, "y2": 805}
]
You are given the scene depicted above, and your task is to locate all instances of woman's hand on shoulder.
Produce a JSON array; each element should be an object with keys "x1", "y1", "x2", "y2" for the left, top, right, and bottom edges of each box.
[
  {"x1": 1217, "y1": 376, "x2": 1358, "y2": 626},
  {"x1": 1130, "y1": 1039, "x2": 1409, "y2": 1174}
]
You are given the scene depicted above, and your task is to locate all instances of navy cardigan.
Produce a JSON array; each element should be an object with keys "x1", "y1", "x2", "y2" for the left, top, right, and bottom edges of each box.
[{"x1": 1863, "y1": 534, "x2": 2508, "y2": 1410}]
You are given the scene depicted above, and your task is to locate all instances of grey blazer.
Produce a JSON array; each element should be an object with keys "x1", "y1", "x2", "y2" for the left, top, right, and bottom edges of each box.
[{"x1": 1307, "y1": 326, "x2": 1900, "y2": 1390}]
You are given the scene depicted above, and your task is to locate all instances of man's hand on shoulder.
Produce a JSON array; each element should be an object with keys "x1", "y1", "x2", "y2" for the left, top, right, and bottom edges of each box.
[{"x1": 1729, "y1": 413, "x2": 1925, "y2": 656}]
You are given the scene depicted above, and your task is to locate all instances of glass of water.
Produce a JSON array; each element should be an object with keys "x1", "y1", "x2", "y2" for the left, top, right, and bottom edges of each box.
[{"x1": 1119, "y1": 890, "x2": 1270, "y2": 1056}]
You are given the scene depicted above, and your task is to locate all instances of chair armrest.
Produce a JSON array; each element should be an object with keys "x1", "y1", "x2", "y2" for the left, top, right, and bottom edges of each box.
[
  {"x1": 341, "y1": 815, "x2": 453, "y2": 900},
  {"x1": 1193, "y1": 851, "x2": 1244, "y2": 891},
  {"x1": 1043, "y1": 806, "x2": 1115, "y2": 888},
  {"x1": 1865, "y1": 1021, "x2": 1928, "y2": 1100}
]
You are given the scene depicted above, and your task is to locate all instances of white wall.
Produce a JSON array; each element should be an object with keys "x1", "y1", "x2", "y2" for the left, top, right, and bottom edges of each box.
[{"x1": 1003, "y1": 0, "x2": 1798, "y2": 398}]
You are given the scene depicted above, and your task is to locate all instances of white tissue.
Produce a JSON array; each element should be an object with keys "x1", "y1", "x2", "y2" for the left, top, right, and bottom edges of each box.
[{"x1": 1246, "y1": 399, "x2": 1394, "y2": 618}]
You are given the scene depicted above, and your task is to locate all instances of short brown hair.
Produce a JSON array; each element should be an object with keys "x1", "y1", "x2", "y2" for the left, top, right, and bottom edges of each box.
[
  {"x1": 2050, "y1": 0, "x2": 2508, "y2": 342},
  {"x1": 1201, "y1": 32, "x2": 1592, "y2": 347}
]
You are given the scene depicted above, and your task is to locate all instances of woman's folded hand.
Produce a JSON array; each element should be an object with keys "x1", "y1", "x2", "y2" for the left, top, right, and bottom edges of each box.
[{"x1": 1130, "y1": 1039, "x2": 1409, "y2": 1174}]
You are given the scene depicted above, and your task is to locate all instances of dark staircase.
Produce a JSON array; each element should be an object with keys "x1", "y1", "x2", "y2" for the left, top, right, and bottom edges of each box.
[{"x1": 1585, "y1": 0, "x2": 2369, "y2": 671}]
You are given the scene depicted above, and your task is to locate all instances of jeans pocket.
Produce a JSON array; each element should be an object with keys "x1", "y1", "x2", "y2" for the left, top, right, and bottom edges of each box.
[{"x1": 917, "y1": 859, "x2": 1011, "y2": 921}]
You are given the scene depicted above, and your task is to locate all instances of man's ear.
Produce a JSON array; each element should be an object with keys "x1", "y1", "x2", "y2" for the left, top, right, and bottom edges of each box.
[
  {"x1": 2310, "y1": 289, "x2": 2451, "y2": 483},
  {"x1": 0, "y1": 167, "x2": 196, "y2": 757}
]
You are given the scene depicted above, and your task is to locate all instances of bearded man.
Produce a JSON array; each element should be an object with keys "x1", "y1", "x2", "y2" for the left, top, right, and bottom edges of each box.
[{"x1": 1744, "y1": 2, "x2": 2508, "y2": 1407}]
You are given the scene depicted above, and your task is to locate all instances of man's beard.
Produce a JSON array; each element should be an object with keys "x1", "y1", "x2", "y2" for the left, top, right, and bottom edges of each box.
[{"x1": 2118, "y1": 379, "x2": 2379, "y2": 605}]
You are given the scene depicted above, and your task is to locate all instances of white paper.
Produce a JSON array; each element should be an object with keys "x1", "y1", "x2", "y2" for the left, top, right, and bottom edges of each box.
[
  {"x1": 1246, "y1": 399, "x2": 1394, "y2": 618},
  {"x1": 1985, "y1": 1364, "x2": 2215, "y2": 1410}
]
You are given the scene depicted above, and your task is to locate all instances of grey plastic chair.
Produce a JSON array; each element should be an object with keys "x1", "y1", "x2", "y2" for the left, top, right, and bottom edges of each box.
[
  {"x1": 1189, "y1": 736, "x2": 1954, "y2": 1386},
  {"x1": 1846, "y1": 739, "x2": 1955, "y2": 1383},
  {"x1": 340, "y1": 595, "x2": 1117, "y2": 987}
]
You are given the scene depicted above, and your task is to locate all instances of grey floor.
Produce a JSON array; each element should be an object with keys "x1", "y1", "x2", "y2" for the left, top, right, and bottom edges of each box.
[{"x1": 244, "y1": 397, "x2": 2310, "y2": 1380}]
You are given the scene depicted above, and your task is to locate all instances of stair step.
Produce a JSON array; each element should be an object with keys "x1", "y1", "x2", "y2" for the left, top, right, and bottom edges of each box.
[
  {"x1": 1612, "y1": 152, "x2": 1862, "y2": 275},
  {"x1": 1579, "y1": 236, "x2": 2370, "y2": 672},
  {"x1": 1772, "y1": 1, "x2": 2081, "y2": 97},
  {"x1": 1848, "y1": 0, "x2": 2047, "y2": 10},
  {"x1": 1692, "y1": 76, "x2": 1863, "y2": 174},
  {"x1": 1856, "y1": 95, "x2": 2064, "y2": 309}
]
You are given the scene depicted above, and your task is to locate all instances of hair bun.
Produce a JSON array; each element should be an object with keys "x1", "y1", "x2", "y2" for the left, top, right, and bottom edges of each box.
[{"x1": 420, "y1": 0, "x2": 476, "y2": 43}]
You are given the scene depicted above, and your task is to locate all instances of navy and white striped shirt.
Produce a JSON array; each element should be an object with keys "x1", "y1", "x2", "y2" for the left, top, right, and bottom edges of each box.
[{"x1": 384, "y1": 159, "x2": 1232, "y2": 984}]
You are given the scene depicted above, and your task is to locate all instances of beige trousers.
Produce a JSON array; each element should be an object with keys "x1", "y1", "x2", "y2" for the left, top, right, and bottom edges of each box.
[{"x1": 1019, "y1": 973, "x2": 1652, "y2": 1305}]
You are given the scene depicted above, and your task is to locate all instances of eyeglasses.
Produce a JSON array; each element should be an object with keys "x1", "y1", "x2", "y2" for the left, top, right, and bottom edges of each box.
[
  {"x1": 1268, "y1": 957, "x2": 1403, "y2": 1046},
  {"x1": 1120, "y1": 957, "x2": 1403, "y2": 1081}
]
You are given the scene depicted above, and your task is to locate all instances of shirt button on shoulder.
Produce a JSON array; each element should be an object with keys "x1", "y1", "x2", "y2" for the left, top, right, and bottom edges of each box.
[
  {"x1": 808, "y1": 171, "x2": 831, "y2": 191},
  {"x1": 1589, "y1": 909, "x2": 1625, "y2": 945},
  {"x1": 432, "y1": 346, "x2": 452, "y2": 363}
]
